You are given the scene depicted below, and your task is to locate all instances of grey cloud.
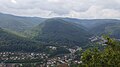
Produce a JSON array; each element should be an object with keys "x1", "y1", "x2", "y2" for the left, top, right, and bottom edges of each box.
[{"x1": 0, "y1": 0, "x2": 120, "y2": 19}]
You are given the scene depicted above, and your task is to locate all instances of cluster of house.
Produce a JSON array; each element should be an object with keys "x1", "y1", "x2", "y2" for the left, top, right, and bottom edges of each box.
[
  {"x1": 44, "y1": 52, "x2": 82, "y2": 67},
  {"x1": 0, "y1": 45, "x2": 83, "y2": 67},
  {"x1": 47, "y1": 46, "x2": 57, "y2": 50},
  {"x1": 0, "y1": 63, "x2": 69, "y2": 67},
  {"x1": 0, "y1": 63, "x2": 21, "y2": 67},
  {"x1": 116, "y1": 39, "x2": 120, "y2": 41},
  {"x1": 89, "y1": 36, "x2": 108, "y2": 45},
  {"x1": 0, "y1": 47, "x2": 82, "y2": 67},
  {"x1": 0, "y1": 52, "x2": 48, "y2": 61},
  {"x1": 0, "y1": 54, "x2": 82, "y2": 67}
]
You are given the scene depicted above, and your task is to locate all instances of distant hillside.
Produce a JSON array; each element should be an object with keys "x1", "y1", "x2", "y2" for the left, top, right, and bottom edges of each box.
[
  {"x1": 63, "y1": 18, "x2": 120, "y2": 38},
  {"x1": 25, "y1": 18, "x2": 90, "y2": 47},
  {"x1": 63, "y1": 18, "x2": 120, "y2": 28},
  {"x1": 0, "y1": 12, "x2": 120, "y2": 47},
  {"x1": 0, "y1": 12, "x2": 119, "y2": 39},
  {"x1": 90, "y1": 21, "x2": 120, "y2": 38},
  {"x1": 0, "y1": 28, "x2": 45, "y2": 52},
  {"x1": 0, "y1": 13, "x2": 45, "y2": 32}
]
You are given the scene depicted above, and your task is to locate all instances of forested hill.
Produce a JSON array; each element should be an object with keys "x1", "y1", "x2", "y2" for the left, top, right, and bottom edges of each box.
[
  {"x1": 63, "y1": 18, "x2": 120, "y2": 38},
  {"x1": 0, "y1": 12, "x2": 120, "y2": 39},
  {"x1": 0, "y1": 28, "x2": 45, "y2": 52},
  {"x1": 0, "y1": 13, "x2": 45, "y2": 32},
  {"x1": 24, "y1": 18, "x2": 90, "y2": 47},
  {"x1": 0, "y1": 12, "x2": 120, "y2": 52}
]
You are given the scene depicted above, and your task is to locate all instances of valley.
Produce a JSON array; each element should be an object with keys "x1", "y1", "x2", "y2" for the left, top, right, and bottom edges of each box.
[{"x1": 0, "y1": 13, "x2": 120, "y2": 67}]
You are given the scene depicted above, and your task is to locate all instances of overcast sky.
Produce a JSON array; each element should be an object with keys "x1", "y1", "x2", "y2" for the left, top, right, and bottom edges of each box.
[{"x1": 0, "y1": 0, "x2": 120, "y2": 19}]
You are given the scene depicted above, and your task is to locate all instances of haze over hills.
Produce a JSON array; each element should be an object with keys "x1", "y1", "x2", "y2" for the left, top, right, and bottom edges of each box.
[
  {"x1": 90, "y1": 21, "x2": 120, "y2": 38},
  {"x1": 0, "y1": 13, "x2": 45, "y2": 32},
  {"x1": 0, "y1": 12, "x2": 120, "y2": 37},
  {"x1": 63, "y1": 18, "x2": 120, "y2": 38},
  {"x1": 0, "y1": 12, "x2": 120, "y2": 52}
]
